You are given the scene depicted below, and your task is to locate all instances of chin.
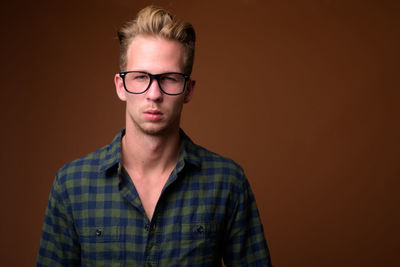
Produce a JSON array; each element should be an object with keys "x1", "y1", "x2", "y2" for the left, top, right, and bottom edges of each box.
[
  {"x1": 139, "y1": 123, "x2": 173, "y2": 136},
  {"x1": 142, "y1": 128, "x2": 165, "y2": 136}
]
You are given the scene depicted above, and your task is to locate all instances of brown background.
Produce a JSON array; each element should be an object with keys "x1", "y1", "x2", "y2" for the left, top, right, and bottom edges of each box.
[{"x1": 1, "y1": 0, "x2": 399, "y2": 266}]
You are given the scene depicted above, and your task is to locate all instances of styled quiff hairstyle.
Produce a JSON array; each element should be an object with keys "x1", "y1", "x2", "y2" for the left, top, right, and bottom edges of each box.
[{"x1": 117, "y1": 6, "x2": 196, "y2": 74}]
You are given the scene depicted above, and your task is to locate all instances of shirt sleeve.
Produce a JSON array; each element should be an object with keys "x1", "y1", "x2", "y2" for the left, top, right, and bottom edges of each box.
[
  {"x1": 222, "y1": 173, "x2": 273, "y2": 267},
  {"x1": 36, "y1": 173, "x2": 81, "y2": 266}
]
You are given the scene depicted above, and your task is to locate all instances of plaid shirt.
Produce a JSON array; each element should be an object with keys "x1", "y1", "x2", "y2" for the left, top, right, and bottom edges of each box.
[{"x1": 37, "y1": 129, "x2": 272, "y2": 266}]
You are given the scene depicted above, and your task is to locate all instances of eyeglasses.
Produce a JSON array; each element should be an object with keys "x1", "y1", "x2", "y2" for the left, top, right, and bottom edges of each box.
[{"x1": 119, "y1": 71, "x2": 190, "y2": 95}]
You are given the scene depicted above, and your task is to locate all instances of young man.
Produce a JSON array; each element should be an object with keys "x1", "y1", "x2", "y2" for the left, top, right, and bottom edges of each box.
[{"x1": 37, "y1": 6, "x2": 272, "y2": 266}]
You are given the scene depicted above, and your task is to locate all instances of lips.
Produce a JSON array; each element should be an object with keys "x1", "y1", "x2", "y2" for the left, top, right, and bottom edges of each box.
[{"x1": 143, "y1": 109, "x2": 164, "y2": 121}]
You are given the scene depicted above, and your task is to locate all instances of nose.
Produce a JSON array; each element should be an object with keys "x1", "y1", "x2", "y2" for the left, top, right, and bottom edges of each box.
[{"x1": 146, "y1": 78, "x2": 163, "y2": 102}]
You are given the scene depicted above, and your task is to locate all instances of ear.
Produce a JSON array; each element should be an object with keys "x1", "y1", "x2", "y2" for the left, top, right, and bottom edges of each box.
[
  {"x1": 184, "y1": 79, "x2": 195, "y2": 103},
  {"x1": 114, "y1": 73, "x2": 127, "y2": 101}
]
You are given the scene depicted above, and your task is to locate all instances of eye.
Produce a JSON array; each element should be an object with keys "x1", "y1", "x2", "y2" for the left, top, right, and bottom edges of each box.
[
  {"x1": 161, "y1": 76, "x2": 177, "y2": 82},
  {"x1": 133, "y1": 75, "x2": 148, "y2": 80},
  {"x1": 160, "y1": 74, "x2": 184, "y2": 83},
  {"x1": 126, "y1": 72, "x2": 149, "y2": 82}
]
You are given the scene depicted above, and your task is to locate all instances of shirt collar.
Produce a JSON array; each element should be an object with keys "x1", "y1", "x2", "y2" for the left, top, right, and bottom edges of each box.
[
  {"x1": 178, "y1": 129, "x2": 201, "y2": 169},
  {"x1": 99, "y1": 129, "x2": 124, "y2": 172},
  {"x1": 100, "y1": 129, "x2": 201, "y2": 173}
]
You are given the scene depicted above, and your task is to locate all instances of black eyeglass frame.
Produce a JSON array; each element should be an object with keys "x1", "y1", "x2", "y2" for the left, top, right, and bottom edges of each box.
[{"x1": 119, "y1": 71, "x2": 191, "y2": 95}]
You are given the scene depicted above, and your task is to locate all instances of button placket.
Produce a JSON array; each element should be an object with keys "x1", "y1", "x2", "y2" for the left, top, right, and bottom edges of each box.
[
  {"x1": 144, "y1": 221, "x2": 159, "y2": 265},
  {"x1": 145, "y1": 222, "x2": 156, "y2": 232}
]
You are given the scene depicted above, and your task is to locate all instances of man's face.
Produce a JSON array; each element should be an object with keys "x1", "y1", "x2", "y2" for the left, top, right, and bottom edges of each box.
[{"x1": 115, "y1": 35, "x2": 195, "y2": 136}]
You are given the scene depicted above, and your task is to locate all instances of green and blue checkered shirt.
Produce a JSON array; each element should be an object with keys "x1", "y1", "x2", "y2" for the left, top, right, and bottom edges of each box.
[{"x1": 37, "y1": 129, "x2": 272, "y2": 266}]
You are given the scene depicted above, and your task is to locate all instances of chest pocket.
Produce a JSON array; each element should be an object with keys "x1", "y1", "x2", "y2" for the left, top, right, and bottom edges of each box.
[
  {"x1": 79, "y1": 226, "x2": 123, "y2": 265},
  {"x1": 171, "y1": 222, "x2": 220, "y2": 265},
  {"x1": 80, "y1": 226, "x2": 121, "y2": 242},
  {"x1": 181, "y1": 223, "x2": 216, "y2": 240}
]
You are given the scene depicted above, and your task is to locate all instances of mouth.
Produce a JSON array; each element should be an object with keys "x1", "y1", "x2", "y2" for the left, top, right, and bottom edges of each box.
[{"x1": 143, "y1": 109, "x2": 164, "y2": 121}]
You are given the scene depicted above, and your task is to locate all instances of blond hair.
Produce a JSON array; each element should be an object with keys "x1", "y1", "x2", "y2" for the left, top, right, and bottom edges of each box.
[{"x1": 117, "y1": 6, "x2": 196, "y2": 74}]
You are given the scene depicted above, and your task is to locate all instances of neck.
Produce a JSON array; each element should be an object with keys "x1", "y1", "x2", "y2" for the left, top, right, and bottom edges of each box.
[{"x1": 121, "y1": 125, "x2": 181, "y2": 177}]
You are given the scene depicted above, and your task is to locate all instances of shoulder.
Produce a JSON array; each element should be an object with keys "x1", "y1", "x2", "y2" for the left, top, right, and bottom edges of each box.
[
  {"x1": 183, "y1": 132, "x2": 242, "y2": 170},
  {"x1": 54, "y1": 130, "x2": 122, "y2": 188},
  {"x1": 194, "y1": 143, "x2": 243, "y2": 172},
  {"x1": 56, "y1": 145, "x2": 107, "y2": 179},
  {"x1": 182, "y1": 133, "x2": 248, "y2": 192}
]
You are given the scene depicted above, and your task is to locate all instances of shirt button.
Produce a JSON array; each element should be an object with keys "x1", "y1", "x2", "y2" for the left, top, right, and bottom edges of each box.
[
  {"x1": 196, "y1": 225, "x2": 204, "y2": 234},
  {"x1": 95, "y1": 229, "x2": 102, "y2": 236},
  {"x1": 145, "y1": 223, "x2": 156, "y2": 232}
]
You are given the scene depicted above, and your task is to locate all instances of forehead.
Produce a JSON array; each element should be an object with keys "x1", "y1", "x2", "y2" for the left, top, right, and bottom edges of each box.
[{"x1": 126, "y1": 35, "x2": 185, "y2": 73}]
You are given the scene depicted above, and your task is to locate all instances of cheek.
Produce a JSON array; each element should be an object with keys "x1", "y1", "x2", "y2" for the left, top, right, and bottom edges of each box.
[
  {"x1": 173, "y1": 101, "x2": 185, "y2": 116},
  {"x1": 163, "y1": 99, "x2": 184, "y2": 116},
  {"x1": 125, "y1": 97, "x2": 140, "y2": 112}
]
